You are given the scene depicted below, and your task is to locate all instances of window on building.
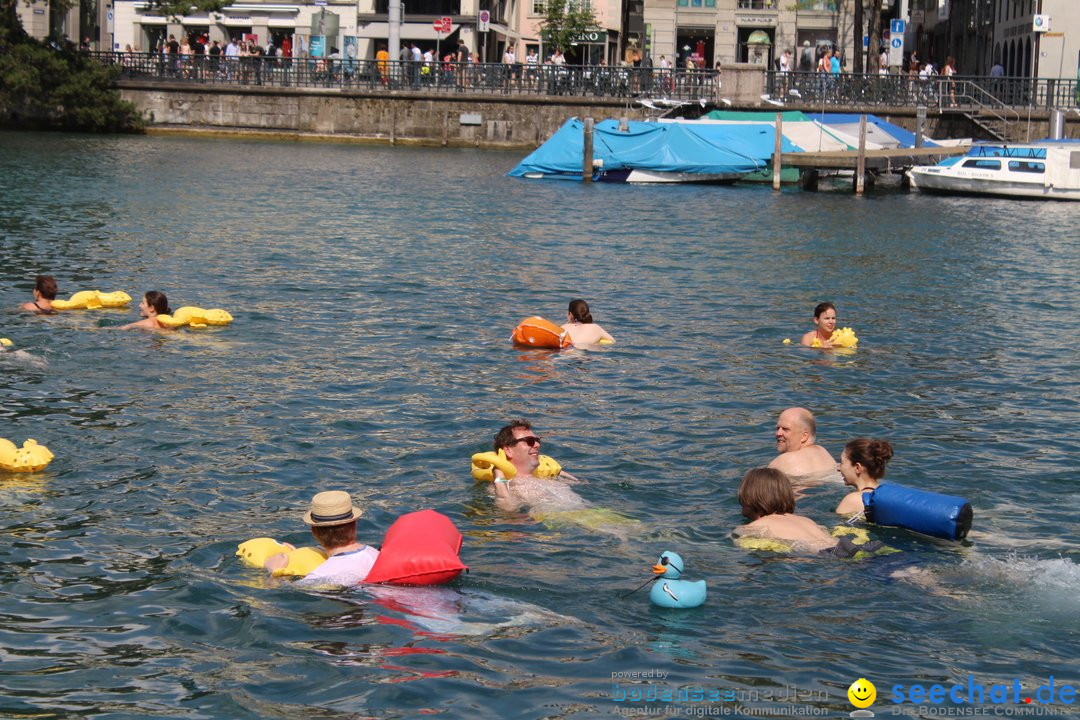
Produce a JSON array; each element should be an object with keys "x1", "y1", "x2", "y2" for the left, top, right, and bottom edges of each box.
[{"x1": 532, "y1": 0, "x2": 544, "y2": 13}]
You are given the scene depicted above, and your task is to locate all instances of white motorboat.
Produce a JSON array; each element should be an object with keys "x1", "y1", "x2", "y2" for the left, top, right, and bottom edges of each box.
[{"x1": 908, "y1": 141, "x2": 1080, "y2": 201}]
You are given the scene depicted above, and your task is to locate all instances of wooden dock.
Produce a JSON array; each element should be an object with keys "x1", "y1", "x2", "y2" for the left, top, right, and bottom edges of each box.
[
  {"x1": 769, "y1": 113, "x2": 970, "y2": 193},
  {"x1": 780, "y1": 146, "x2": 969, "y2": 171}
]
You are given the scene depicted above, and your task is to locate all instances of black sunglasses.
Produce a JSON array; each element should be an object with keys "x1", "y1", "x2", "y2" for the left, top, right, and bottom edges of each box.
[
  {"x1": 509, "y1": 435, "x2": 541, "y2": 448},
  {"x1": 657, "y1": 555, "x2": 683, "y2": 573}
]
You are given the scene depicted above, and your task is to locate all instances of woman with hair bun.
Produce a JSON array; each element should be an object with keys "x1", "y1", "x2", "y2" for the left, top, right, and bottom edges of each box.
[
  {"x1": 835, "y1": 438, "x2": 894, "y2": 515},
  {"x1": 20, "y1": 275, "x2": 58, "y2": 314},
  {"x1": 121, "y1": 291, "x2": 173, "y2": 331},
  {"x1": 560, "y1": 298, "x2": 614, "y2": 347}
]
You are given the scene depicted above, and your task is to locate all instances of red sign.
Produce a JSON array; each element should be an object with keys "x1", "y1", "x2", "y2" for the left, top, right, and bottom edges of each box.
[{"x1": 434, "y1": 16, "x2": 452, "y2": 33}]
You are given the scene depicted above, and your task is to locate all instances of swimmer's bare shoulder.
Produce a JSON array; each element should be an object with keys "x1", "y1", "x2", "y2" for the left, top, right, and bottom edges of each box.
[{"x1": 836, "y1": 491, "x2": 864, "y2": 516}]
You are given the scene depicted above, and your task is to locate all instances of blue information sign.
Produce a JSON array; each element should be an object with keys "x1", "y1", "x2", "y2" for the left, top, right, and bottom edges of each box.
[{"x1": 890, "y1": 19, "x2": 905, "y2": 35}]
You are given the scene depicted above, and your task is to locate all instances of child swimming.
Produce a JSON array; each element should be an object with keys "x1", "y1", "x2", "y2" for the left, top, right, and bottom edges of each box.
[
  {"x1": 835, "y1": 438, "x2": 894, "y2": 516},
  {"x1": 734, "y1": 467, "x2": 837, "y2": 553}
]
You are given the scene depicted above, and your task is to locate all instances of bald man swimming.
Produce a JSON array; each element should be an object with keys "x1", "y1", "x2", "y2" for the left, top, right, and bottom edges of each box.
[{"x1": 768, "y1": 407, "x2": 837, "y2": 478}]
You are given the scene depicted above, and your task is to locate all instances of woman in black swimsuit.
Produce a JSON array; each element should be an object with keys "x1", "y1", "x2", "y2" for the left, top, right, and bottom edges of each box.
[{"x1": 20, "y1": 275, "x2": 58, "y2": 315}]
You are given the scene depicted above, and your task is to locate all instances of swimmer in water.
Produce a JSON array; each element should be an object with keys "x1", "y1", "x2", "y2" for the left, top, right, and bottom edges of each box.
[
  {"x1": 734, "y1": 468, "x2": 837, "y2": 553},
  {"x1": 561, "y1": 299, "x2": 614, "y2": 346},
  {"x1": 835, "y1": 438, "x2": 894, "y2": 516},
  {"x1": 20, "y1": 275, "x2": 58, "y2": 315},
  {"x1": 800, "y1": 302, "x2": 837, "y2": 348},
  {"x1": 265, "y1": 490, "x2": 379, "y2": 586},
  {"x1": 489, "y1": 419, "x2": 585, "y2": 514},
  {"x1": 120, "y1": 291, "x2": 173, "y2": 331},
  {"x1": 768, "y1": 407, "x2": 837, "y2": 480}
]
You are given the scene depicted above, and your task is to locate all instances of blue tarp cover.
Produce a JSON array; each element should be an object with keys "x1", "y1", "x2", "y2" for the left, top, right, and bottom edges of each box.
[{"x1": 508, "y1": 118, "x2": 801, "y2": 180}]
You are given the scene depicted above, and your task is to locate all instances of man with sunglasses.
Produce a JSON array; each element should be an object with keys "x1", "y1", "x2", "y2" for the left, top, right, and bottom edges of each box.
[{"x1": 490, "y1": 420, "x2": 583, "y2": 513}]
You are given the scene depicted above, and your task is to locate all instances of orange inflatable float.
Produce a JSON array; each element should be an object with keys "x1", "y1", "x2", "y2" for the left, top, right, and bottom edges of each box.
[{"x1": 511, "y1": 316, "x2": 572, "y2": 349}]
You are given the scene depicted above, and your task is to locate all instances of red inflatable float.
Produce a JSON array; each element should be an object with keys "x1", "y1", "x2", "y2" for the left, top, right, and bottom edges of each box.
[{"x1": 364, "y1": 509, "x2": 468, "y2": 586}]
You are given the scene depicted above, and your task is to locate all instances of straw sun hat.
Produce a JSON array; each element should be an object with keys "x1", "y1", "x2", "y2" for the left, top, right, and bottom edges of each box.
[{"x1": 303, "y1": 490, "x2": 364, "y2": 527}]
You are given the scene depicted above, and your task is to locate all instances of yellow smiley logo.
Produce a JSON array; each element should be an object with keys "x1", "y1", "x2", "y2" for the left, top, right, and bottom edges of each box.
[{"x1": 848, "y1": 678, "x2": 876, "y2": 709}]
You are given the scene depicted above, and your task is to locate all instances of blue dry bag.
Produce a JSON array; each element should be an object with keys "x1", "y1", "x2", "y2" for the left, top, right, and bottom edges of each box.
[{"x1": 862, "y1": 483, "x2": 972, "y2": 541}]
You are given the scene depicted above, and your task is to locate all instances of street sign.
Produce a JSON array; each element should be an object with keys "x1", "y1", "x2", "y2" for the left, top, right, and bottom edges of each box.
[
  {"x1": 1032, "y1": 14, "x2": 1050, "y2": 32},
  {"x1": 890, "y1": 18, "x2": 905, "y2": 35},
  {"x1": 434, "y1": 16, "x2": 451, "y2": 33},
  {"x1": 888, "y1": 34, "x2": 904, "y2": 67},
  {"x1": 478, "y1": 9, "x2": 490, "y2": 32}
]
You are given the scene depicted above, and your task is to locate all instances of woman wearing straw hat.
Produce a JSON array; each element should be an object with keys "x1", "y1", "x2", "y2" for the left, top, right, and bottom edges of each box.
[{"x1": 266, "y1": 490, "x2": 379, "y2": 585}]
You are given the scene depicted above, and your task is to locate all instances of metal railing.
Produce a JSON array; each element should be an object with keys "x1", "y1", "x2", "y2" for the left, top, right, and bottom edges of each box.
[
  {"x1": 93, "y1": 52, "x2": 720, "y2": 101},
  {"x1": 766, "y1": 70, "x2": 1080, "y2": 111},
  {"x1": 90, "y1": 53, "x2": 1080, "y2": 111}
]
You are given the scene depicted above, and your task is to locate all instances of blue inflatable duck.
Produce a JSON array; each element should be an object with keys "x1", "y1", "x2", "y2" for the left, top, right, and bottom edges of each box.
[{"x1": 649, "y1": 551, "x2": 706, "y2": 609}]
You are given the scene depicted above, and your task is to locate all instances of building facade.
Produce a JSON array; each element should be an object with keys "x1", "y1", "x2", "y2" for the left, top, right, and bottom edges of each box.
[
  {"x1": 102, "y1": 0, "x2": 523, "y2": 60},
  {"x1": 513, "y1": 0, "x2": 623, "y2": 64},
  {"x1": 902, "y1": 0, "x2": 1077, "y2": 77},
  {"x1": 630, "y1": 0, "x2": 858, "y2": 71}
]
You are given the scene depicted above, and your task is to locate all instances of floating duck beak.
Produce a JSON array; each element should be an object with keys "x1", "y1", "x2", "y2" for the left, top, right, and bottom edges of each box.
[{"x1": 652, "y1": 563, "x2": 668, "y2": 574}]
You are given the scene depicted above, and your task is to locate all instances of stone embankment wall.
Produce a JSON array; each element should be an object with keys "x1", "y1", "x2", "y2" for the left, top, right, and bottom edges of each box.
[
  {"x1": 119, "y1": 84, "x2": 651, "y2": 148},
  {"x1": 119, "y1": 80, "x2": 1073, "y2": 148}
]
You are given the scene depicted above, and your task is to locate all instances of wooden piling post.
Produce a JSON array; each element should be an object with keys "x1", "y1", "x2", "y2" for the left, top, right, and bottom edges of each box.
[
  {"x1": 855, "y1": 114, "x2": 867, "y2": 195},
  {"x1": 583, "y1": 117, "x2": 594, "y2": 183},
  {"x1": 773, "y1": 112, "x2": 783, "y2": 191}
]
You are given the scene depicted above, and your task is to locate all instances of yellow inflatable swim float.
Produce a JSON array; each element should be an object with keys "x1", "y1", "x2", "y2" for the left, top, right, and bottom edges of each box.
[
  {"x1": 52, "y1": 290, "x2": 132, "y2": 310},
  {"x1": 0, "y1": 438, "x2": 54, "y2": 473},
  {"x1": 236, "y1": 538, "x2": 327, "y2": 577},
  {"x1": 734, "y1": 525, "x2": 896, "y2": 559},
  {"x1": 470, "y1": 449, "x2": 563, "y2": 482},
  {"x1": 1, "y1": 338, "x2": 12, "y2": 347},
  {"x1": 811, "y1": 326, "x2": 858, "y2": 349},
  {"x1": 157, "y1": 307, "x2": 234, "y2": 329}
]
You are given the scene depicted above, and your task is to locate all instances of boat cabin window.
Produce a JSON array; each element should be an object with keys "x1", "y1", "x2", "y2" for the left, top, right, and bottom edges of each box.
[
  {"x1": 1071, "y1": 151, "x2": 1080, "y2": 169},
  {"x1": 1008, "y1": 161, "x2": 1044, "y2": 173},
  {"x1": 962, "y1": 159, "x2": 1001, "y2": 170}
]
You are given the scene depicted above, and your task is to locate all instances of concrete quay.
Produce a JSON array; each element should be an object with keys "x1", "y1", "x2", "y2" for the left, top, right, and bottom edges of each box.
[{"x1": 118, "y1": 79, "x2": 1077, "y2": 150}]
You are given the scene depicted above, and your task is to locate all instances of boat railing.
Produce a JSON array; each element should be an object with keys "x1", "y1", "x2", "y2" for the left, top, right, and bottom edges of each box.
[{"x1": 968, "y1": 145, "x2": 1047, "y2": 159}]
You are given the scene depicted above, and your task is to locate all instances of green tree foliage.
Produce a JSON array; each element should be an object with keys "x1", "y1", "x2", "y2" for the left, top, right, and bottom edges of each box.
[
  {"x1": 0, "y1": 9, "x2": 144, "y2": 131},
  {"x1": 538, "y1": 0, "x2": 598, "y2": 59},
  {"x1": 142, "y1": 0, "x2": 228, "y2": 21}
]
